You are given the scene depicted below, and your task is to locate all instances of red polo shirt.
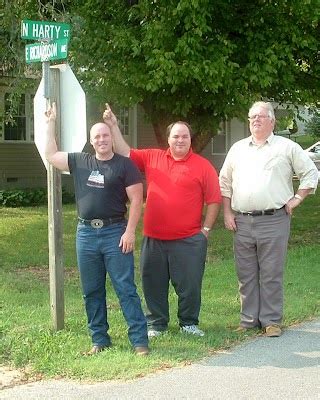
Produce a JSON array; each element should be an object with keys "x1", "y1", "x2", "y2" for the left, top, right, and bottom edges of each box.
[{"x1": 130, "y1": 148, "x2": 221, "y2": 240}]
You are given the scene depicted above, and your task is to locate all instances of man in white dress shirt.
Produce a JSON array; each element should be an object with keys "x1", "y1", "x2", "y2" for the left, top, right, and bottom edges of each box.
[{"x1": 219, "y1": 101, "x2": 318, "y2": 337}]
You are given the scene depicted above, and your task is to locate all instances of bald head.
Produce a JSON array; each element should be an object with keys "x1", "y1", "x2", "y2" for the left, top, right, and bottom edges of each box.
[
  {"x1": 90, "y1": 122, "x2": 114, "y2": 160},
  {"x1": 90, "y1": 122, "x2": 111, "y2": 140}
]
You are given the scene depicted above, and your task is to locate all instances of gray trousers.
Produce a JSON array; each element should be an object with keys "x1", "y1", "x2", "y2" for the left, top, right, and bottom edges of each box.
[
  {"x1": 140, "y1": 233, "x2": 208, "y2": 330},
  {"x1": 234, "y1": 207, "x2": 291, "y2": 328}
]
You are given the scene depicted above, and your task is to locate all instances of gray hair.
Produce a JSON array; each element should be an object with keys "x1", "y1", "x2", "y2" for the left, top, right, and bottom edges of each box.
[{"x1": 249, "y1": 101, "x2": 275, "y2": 120}]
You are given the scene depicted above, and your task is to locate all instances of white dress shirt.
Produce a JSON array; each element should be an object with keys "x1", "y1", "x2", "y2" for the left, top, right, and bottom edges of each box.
[{"x1": 219, "y1": 133, "x2": 318, "y2": 212}]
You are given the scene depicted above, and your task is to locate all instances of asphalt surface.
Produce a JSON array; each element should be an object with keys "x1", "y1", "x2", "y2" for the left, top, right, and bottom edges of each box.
[{"x1": 1, "y1": 319, "x2": 319, "y2": 400}]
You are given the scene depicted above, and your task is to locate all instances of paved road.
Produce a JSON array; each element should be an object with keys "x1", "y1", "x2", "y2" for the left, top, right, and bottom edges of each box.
[{"x1": 1, "y1": 319, "x2": 319, "y2": 400}]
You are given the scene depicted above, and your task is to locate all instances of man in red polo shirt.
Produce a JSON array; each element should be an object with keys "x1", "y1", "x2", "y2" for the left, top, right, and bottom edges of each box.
[{"x1": 104, "y1": 105, "x2": 221, "y2": 338}]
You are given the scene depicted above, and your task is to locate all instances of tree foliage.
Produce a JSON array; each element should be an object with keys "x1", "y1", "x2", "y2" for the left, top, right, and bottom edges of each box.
[
  {"x1": 2, "y1": 0, "x2": 320, "y2": 150},
  {"x1": 1, "y1": 0, "x2": 72, "y2": 74},
  {"x1": 68, "y1": 0, "x2": 320, "y2": 150},
  {"x1": 305, "y1": 111, "x2": 320, "y2": 139},
  {"x1": 0, "y1": 0, "x2": 72, "y2": 121}
]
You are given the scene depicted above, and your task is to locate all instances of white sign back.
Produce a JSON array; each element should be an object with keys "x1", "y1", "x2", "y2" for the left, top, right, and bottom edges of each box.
[{"x1": 34, "y1": 64, "x2": 87, "y2": 171}]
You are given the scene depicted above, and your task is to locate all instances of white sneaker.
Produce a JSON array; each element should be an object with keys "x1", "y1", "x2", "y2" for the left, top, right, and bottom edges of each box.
[
  {"x1": 180, "y1": 325, "x2": 205, "y2": 337},
  {"x1": 148, "y1": 329, "x2": 163, "y2": 338}
]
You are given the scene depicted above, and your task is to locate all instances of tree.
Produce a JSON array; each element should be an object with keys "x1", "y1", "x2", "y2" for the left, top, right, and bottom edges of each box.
[
  {"x1": 1, "y1": 1, "x2": 73, "y2": 75},
  {"x1": 68, "y1": 0, "x2": 320, "y2": 150},
  {"x1": 305, "y1": 112, "x2": 320, "y2": 139},
  {"x1": 2, "y1": 1, "x2": 320, "y2": 151}
]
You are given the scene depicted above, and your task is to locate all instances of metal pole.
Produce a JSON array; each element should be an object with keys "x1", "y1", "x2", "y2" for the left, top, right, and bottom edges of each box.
[{"x1": 42, "y1": 61, "x2": 50, "y2": 99}]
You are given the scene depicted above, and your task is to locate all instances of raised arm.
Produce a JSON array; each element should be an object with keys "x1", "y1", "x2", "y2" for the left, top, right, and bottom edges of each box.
[
  {"x1": 103, "y1": 103, "x2": 131, "y2": 157},
  {"x1": 45, "y1": 103, "x2": 69, "y2": 172}
]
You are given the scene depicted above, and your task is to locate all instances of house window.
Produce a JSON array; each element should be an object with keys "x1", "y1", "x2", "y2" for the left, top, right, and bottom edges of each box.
[
  {"x1": 2, "y1": 92, "x2": 34, "y2": 142},
  {"x1": 114, "y1": 106, "x2": 129, "y2": 136},
  {"x1": 211, "y1": 121, "x2": 227, "y2": 154}
]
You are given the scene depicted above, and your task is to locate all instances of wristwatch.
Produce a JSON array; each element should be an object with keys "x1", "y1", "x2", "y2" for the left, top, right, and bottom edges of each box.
[
  {"x1": 294, "y1": 194, "x2": 303, "y2": 201},
  {"x1": 203, "y1": 226, "x2": 211, "y2": 233}
]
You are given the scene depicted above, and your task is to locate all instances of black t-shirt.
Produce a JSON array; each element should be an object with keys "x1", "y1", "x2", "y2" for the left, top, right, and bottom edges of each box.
[{"x1": 68, "y1": 152, "x2": 142, "y2": 220}]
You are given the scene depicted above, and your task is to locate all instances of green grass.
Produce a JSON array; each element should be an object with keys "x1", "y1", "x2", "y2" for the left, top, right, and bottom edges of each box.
[
  {"x1": 0, "y1": 188, "x2": 319, "y2": 381},
  {"x1": 294, "y1": 134, "x2": 317, "y2": 149}
]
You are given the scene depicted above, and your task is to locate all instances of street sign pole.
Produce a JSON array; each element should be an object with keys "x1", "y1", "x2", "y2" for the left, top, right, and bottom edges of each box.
[
  {"x1": 44, "y1": 67, "x2": 65, "y2": 331},
  {"x1": 47, "y1": 69, "x2": 64, "y2": 331},
  {"x1": 27, "y1": 20, "x2": 86, "y2": 332},
  {"x1": 43, "y1": 61, "x2": 50, "y2": 99},
  {"x1": 21, "y1": 18, "x2": 70, "y2": 331}
]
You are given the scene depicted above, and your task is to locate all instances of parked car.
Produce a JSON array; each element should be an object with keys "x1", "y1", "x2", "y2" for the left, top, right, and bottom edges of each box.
[
  {"x1": 304, "y1": 141, "x2": 320, "y2": 183},
  {"x1": 304, "y1": 141, "x2": 320, "y2": 161}
]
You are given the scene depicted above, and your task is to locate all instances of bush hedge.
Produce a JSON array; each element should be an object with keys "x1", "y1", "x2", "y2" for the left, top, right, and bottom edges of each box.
[{"x1": 0, "y1": 187, "x2": 75, "y2": 207}]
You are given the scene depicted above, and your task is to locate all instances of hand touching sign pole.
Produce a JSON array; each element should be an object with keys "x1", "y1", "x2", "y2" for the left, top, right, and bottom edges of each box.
[
  {"x1": 33, "y1": 63, "x2": 87, "y2": 331},
  {"x1": 23, "y1": 19, "x2": 87, "y2": 331},
  {"x1": 21, "y1": 18, "x2": 70, "y2": 331}
]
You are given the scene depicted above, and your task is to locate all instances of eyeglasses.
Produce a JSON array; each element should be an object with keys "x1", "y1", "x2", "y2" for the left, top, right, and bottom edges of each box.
[{"x1": 248, "y1": 114, "x2": 270, "y2": 121}]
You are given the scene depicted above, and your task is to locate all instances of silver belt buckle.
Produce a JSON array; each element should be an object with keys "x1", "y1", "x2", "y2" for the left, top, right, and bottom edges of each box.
[{"x1": 90, "y1": 219, "x2": 104, "y2": 228}]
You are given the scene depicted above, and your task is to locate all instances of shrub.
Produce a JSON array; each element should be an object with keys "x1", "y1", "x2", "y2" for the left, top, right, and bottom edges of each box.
[
  {"x1": 0, "y1": 187, "x2": 74, "y2": 207},
  {"x1": 62, "y1": 186, "x2": 75, "y2": 204}
]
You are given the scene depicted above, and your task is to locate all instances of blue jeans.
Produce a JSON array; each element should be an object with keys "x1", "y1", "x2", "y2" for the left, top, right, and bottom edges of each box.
[{"x1": 76, "y1": 221, "x2": 148, "y2": 348}]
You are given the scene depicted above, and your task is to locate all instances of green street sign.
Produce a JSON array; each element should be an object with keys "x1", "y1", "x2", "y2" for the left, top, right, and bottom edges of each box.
[
  {"x1": 25, "y1": 39, "x2": 68, "y2": 63},
  {"x1": 21, "y1": 19, "x2": 71, "y2": 41}
]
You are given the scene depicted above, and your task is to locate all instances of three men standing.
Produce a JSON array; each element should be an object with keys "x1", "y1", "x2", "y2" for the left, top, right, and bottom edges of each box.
[{"x1": 45, "y1": 99, "x2": 317, "y2": 348}]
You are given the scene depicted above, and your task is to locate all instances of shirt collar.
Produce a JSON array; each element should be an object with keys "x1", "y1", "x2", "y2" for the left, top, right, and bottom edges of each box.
[
  {"x1": 248, "y1": 132, "x2": 274, "y2": 146},
  {"x1": 266, "y1": 132, "x2": 275, "y2": 143},
  {"x1": 165, "y1": 147, "x2": 193, "y2": 161}
]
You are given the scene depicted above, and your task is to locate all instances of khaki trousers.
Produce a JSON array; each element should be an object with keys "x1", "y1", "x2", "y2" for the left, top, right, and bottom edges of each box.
[{"x1": 234, "y1": 207, "x2": 291, "y2": 328}]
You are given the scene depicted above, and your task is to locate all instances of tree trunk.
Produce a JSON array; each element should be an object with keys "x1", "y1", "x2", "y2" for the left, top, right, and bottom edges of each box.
[
  {"x1": 141, "y1": 101, "x2": 215, "y2": 153},
  {"x1": 141, "y1": 100, "x2": 172, "y2": 149},
  {"x1": 152, "y1": 120, "x2": 169, "y2": 149},
  {"x1": 191, "y1": 132, "x2": 213, "y2": 153}
]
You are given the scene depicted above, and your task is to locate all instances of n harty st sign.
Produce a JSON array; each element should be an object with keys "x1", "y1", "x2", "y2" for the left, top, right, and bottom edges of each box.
[{"x1": 21, "y1": 20, "x2": 70, "y2": 41}]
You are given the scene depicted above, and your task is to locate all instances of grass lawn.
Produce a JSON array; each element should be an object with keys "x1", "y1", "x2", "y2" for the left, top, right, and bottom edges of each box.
[
  {"x1": 0, "y1": 188, "x2": 319, "y2": 381},
  {"x1": 294, "y1": 134, "x2": 318, "y2": 149}
]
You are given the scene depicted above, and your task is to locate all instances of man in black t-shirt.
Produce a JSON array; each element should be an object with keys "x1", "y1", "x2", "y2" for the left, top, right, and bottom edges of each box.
[{"x1": 44, "y1": 103, "x2": 149, "y2": 356}]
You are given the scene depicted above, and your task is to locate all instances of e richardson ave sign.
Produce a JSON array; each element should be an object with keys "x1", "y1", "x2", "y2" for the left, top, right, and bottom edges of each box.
[
  {"x1": 25, "y1": 39, "x2": 68, "y2": 63},
  {"x1": 21, "y1": 20, "x2": 70, "y2": 41}
]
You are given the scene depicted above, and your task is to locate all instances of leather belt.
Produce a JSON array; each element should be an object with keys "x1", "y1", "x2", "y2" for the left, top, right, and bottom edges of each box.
[
  {"x1": 78, "y1": 217, "x2": 125, "y2": 228},
  {"x1": 237, "y1": 206, "x2": 284, "y2": 217}
]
